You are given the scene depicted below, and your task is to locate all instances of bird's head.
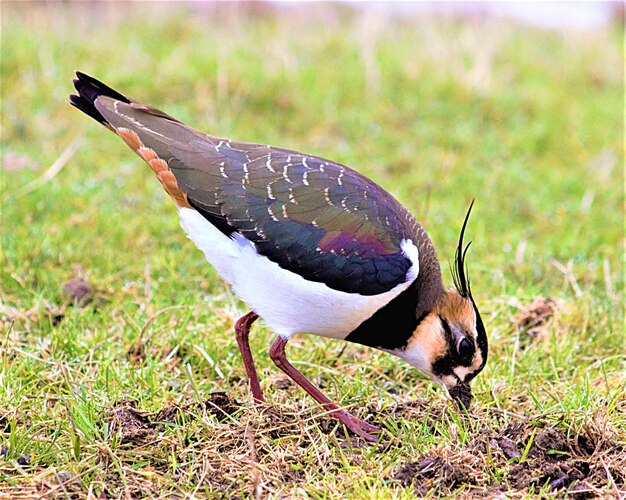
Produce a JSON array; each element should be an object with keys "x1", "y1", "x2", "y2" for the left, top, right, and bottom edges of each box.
[{"x1": 400, "y1": 201, "x2": 488, "y2": 409}]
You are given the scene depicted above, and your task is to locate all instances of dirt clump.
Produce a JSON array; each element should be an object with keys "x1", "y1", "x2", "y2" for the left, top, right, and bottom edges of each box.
[
  {"x1": 62, "y1": 277, "x2": 94, "y2": 306},
  {"x1": 491, "y1": 424, "x2": 623, "y2": 495},
  {"x1": 391, "y1": 419, "x2": 626, "y2": 497},
  {"x1": 154, "y1": 392, "x2": 240, "y2": 425},
  {"x1": 395, "y1": 456, "x2": 473, "y2": 495},
  {"x1": 509, "y1": 459, "x2": 590, "y2": 491},
  {"x1": 0, "y1": 411, "x2": 10, "y2": 433},
  {"x1": 514, "y1": 296, "x2": 558, "y2": 341},
  {"x1": 203, "y1": 392, "x2": 240, "y2": 420},
  {"x1": 107, "y1": 401, "x2": 154, "y2": 445},
  {"x1": 529, "y1": 427, "x2": 569, "y2": 459},
  {"x1": 494, "y1": 435, "x2": 521, "y2": 459},
  {"x1": 492, "y1": 426, "x2": 587, "y2": 491},
  {"x1": 107, "y1": 393, "x2": 241, "y2": 444}
]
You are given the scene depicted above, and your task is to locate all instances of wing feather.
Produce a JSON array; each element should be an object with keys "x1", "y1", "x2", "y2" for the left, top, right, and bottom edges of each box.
[{"x1": 94, "y1": 95, "x2": 419, "y2": 295}]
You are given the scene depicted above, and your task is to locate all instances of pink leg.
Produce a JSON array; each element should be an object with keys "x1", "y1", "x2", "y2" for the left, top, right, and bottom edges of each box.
[
  {"x1": 235, "y1": 311, "x2": 265, "y2": 404},
  {"x1": 269, "y1": 335, "x2": 380, "y2": 441}
]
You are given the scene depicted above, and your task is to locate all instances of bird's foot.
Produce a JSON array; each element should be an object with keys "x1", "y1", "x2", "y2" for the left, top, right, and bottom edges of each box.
[
  {"x1": 251, "y1": 392, "x2": 266, "y2": 405},
  {"x1": 335, "y1": 410, "x2": 380, "y2": 441}
]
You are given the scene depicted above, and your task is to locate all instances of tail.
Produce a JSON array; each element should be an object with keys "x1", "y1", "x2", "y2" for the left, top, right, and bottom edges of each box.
[
  {"x1": 68, "y1": 71, "x2": 191, "y2": 209},
  {"x1": 69, "y1": 71, "x2": 132, "y2": 128}
]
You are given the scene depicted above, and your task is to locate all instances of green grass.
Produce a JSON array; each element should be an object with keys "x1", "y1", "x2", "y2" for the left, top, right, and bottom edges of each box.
[{"x1": 1, "y1": 3, "x2": 624, "y2": 498}]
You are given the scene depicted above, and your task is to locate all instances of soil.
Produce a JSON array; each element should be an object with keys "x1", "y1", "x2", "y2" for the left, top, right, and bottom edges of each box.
[
  {"x1": 62, "y1": 277, "x2": 94, "y2": 306},
  {"x1": 96, "y1": 395, "x2": 624, "y2": 497},
  {"x1": 394, "y1": 420, "x2": 625, "y2": 497},
  {"x1": 514, "y1": 296, "x2": 558, "y2": 341},
  {"x1": 395, "y1": 456, "x2": 474, "y2": 495},
  {"x1": 202, "y1": 392, "x2": 240, "y2": 420},
  {"x1": 107, "y1": 392, "x2": 241, "y2": 444},
  {"x1": 107, "y1": 401, "x2": 154, "y2": 445},
  {"x1": 0, "y1": 412, "x2": 9, "y2": 433}
]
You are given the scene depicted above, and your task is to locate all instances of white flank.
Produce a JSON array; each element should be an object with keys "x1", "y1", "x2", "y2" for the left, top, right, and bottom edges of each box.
[{"x1": 178, "y1": 208, "x2": 419, "y2": 339}]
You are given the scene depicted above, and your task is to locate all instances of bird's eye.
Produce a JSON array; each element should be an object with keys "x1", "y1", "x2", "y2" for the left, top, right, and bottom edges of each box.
[{"x1": 457, "y1": 337, "x2": 474, "y2": 359}]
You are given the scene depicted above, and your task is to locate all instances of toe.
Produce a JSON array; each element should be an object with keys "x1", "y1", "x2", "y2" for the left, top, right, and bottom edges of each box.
[{"x1": 359, "y1": 420, "x2": 380, "y2": 433}]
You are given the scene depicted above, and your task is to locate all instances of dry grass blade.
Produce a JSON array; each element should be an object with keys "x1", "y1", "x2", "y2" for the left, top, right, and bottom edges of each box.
[{"x1": 18, "y1": 135, "x2": 83, "y2": 196}]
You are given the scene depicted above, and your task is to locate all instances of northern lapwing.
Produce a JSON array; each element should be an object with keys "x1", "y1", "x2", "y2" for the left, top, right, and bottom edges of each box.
[{"x1": 69, "y1": 72, "x2": 488, "y2": 441}]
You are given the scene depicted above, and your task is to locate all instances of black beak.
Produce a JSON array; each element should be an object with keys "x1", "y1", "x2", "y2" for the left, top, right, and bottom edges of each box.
[{"x1": 449, "y1": 381, "x2": 473, "y2": 410}]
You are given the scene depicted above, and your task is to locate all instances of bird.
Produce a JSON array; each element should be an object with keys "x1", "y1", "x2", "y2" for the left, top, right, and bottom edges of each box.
[{"x1": 69, "y1": 71, "x2": 488, "y2": 441}]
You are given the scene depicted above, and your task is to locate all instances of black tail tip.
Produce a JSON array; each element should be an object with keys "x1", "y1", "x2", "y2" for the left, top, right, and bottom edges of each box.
[{"x1": 69, "y1": 71, "x2": 130, "y2": 127}]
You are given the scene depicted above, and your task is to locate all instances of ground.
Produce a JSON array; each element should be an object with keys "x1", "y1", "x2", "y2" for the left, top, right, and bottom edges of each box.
[{"x1": 1, "y1": 3, "x2": 624, "y2": 498}]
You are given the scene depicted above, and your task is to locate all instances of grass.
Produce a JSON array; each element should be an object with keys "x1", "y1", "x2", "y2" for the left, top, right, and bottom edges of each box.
[{"x1": 1, "y1": 2, "x2": 624, "y2": 498}]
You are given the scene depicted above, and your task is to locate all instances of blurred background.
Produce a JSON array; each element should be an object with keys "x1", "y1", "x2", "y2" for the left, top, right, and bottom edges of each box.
[{"x1": 2, "y1": 1, "x2": 623, "y2": 298}]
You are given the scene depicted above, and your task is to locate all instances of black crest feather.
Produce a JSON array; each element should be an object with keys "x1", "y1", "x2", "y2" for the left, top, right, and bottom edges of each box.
[{"x1": 452, "y1": 200, "x2": 474, "y2": 298}]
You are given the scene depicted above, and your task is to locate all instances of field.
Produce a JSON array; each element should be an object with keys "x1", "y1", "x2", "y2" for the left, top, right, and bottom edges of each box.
[{"x1": 1, "y1": 3, "x2": 624, "y2": 498}]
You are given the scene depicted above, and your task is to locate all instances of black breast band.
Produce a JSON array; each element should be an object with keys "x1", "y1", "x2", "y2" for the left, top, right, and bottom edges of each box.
[{"x1": 344, "y1": 281, "x2": 419, "y2": 350}]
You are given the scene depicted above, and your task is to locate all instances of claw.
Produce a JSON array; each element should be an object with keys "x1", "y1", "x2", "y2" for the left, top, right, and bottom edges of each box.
[{"x1": 338, "y1": 410, "x2": 381, "y2": 441}]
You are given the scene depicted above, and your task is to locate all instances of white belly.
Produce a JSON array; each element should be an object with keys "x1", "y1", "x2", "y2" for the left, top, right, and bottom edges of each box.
[{"x1": 178, "y1": 208, "x2": 419, "y2": 339}]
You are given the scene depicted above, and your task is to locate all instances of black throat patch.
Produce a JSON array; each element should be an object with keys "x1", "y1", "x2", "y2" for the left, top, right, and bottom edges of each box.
[{"x1": 344, "y1": 281, "x2": 419, "y2": 350}]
